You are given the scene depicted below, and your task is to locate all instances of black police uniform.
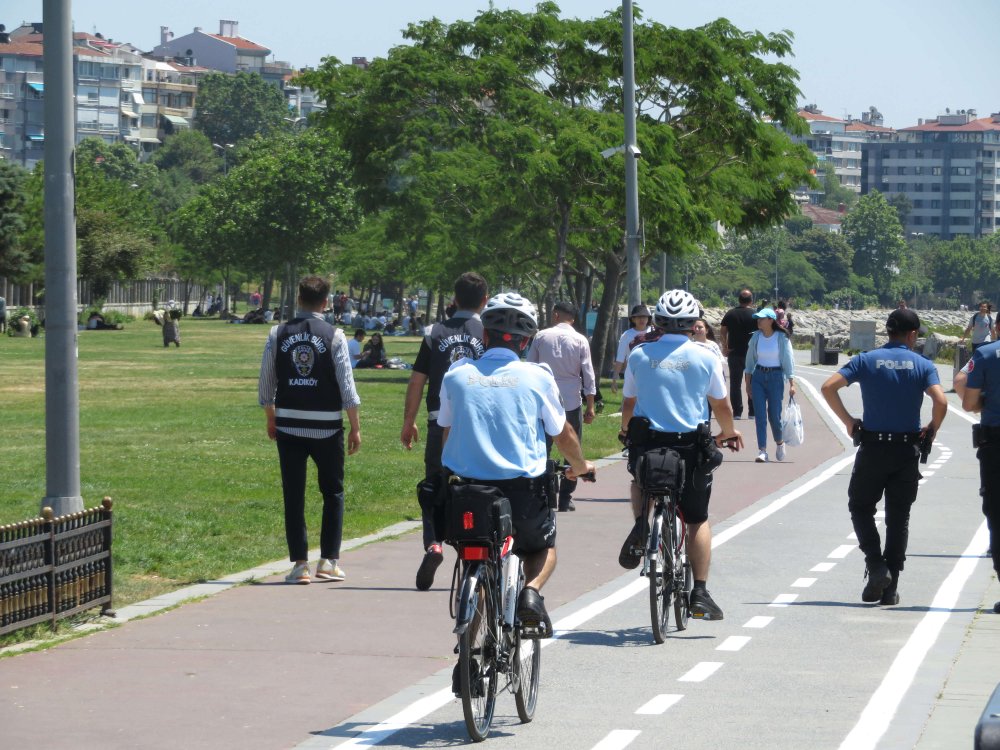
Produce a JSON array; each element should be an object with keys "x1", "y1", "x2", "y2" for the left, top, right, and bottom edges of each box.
[
  {"x1": 964, "y1": 339, "x2": 1000, "y2": 576},
  {"x1": 411, "y1": 312, "x2": 484, "y2": 547}
]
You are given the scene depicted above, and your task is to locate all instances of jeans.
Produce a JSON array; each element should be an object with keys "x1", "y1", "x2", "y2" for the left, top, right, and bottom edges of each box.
[
  {"x1": 276, "y1": 432, "x2": 345, "y2": 562},
  {"x1": 751, "y1": 367, "x2": 785, "y2": 450}
]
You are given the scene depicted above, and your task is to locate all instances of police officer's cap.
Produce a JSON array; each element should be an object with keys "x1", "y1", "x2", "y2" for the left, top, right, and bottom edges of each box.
[{"x1": 886, "y1": 308, "x2": 922, "y2": 334}]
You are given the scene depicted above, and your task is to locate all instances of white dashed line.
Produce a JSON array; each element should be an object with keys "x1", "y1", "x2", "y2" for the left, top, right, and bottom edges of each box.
[
  {"x1": 792, "y1": 577, "x2": 817, "y2": 588},
  {"x1": 678, "y1": 662, "x2": 724, "y2": 682},
  {"x1": 811, "y1": 562, "x2": 836, "y2": 572},
  {"x1": 744, "y1": 616, "x2": 774, "y2": 628},
  {"x1": 591, "y1": 729, "x2": 641, "y2": 750},
  {"x1": 829, "y1": 545, "x2": 855, "y2": 559},
  {"x1": 770, "y1": 593, "x2": 799, "y2": 607},
  {"x1": 717, "y1": 636, "x2": 751, "y2": 652},
  {"x1": 922, "y1": 471, "x2": 935, "y2": 477},
  {"x1": 846, "y1": 532, "x2": 858, "y2": 540},
  {"x1": 635, "y1": 694, "x2": 683, "y2": 715}
]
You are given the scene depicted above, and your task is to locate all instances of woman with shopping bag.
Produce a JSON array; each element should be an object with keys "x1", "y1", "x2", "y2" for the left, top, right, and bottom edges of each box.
[
  {"x1": 744, "y1": 308, "x2": 796, "y2": 463},
  {"x1": 781, "y1": 397, "x2": 805, "y2": 447}
]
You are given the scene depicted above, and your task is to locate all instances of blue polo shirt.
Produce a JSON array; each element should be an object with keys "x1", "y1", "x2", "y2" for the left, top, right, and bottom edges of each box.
[
  {"x1": 837, "y1": 342, "x2": 939, "y2": 432},
  {"x1": 964, "y1": 340, "x2": 1000, "y2": 425},
  {"x1": 623, "y1": 334, "x2": 727, "y2": 433},
  {"x1": 437, "y1": 348, "x2": 566, "y2": 479}
]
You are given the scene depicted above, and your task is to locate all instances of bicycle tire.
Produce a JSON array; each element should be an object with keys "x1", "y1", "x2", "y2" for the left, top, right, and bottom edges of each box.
[
  {"x1": 648, "y1": 506, "x2": 671, "y2": 644},
  {"x1": 670, "y1": 505, "x2": 691, "y2": 631},
  {"x1": 513, "y1": 630, "x2": 541, "y2": 722},
  {"x1": 460, "y1": 573, "x2": 498, "y2": 741}
]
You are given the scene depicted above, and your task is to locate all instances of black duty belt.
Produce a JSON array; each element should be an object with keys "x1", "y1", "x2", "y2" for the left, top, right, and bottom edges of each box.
[
  {"x1": 974, "y1": 424, "x2": 1000, "y2": 445},
  {"x1": 460, "y1": 476, "x2": 546, "y2": 492},
  {"x1": 648, "y1": 430, "x2": 700, "y2": 446},
  {"x1": 858, "y1": 430, "x2": 921, "y2": 444}
]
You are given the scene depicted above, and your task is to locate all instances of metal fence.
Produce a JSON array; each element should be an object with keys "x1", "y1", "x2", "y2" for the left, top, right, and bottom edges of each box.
[{"x1": 0, "y1": 498, "x2": 114, "y2": 636}]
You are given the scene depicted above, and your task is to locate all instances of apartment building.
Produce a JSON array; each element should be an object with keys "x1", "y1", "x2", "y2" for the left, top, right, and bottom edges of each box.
[
  {"x1": 861, "y1": 109, "x2": 1000, "y2": 239},
  {"x1": 793, "y1": 105, "x2": 868, "y2": 203},
  {"x1": 138, "y1": 59, "x2": 206, "y2": 156},
  {"x1": 152, "y1": 20, "x2": 270, "y2": 76},
  {"x1": 0, "y1": 33, "x2": 45, "y2": 166}
]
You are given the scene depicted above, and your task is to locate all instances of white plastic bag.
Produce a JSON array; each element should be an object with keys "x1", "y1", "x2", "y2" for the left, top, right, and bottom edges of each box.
[{"x1": 781, "y1": 396, "x2": 805, "y2": 447}]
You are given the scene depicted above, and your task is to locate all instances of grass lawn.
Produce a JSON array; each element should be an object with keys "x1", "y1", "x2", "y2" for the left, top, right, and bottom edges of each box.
[{"x1": 0, "y1": 317, "x2": 625, "y2": 641}]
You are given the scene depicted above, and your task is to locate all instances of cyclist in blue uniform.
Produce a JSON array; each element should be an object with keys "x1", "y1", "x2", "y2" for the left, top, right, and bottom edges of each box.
[
  {"x1": 438, "y1": 292, "x2": 596, "y2": 636},
  {"x1": 618, "y1": 289, "x2": 743, "y2": 621},
  {"x1": 822, "y1": 308, "x2": 946, "y2": 605},
  {"x1": 956, "y1": 321, "x2": 1000, "y2": 613}
]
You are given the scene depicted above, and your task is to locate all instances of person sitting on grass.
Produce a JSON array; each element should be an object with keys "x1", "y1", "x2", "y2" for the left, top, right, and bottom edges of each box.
[{"x1": 356, "y1": 332, "x2": 388, "y2": 369}]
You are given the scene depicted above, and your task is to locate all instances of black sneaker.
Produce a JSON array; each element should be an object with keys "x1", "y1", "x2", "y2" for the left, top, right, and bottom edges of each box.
[
  {"x1": 690, "y1": 588, "x2": 724, "y2": 620},
  {"x1": 415, "y1": 543, "x2": 444, "y2": 591},
  {"x1": 618, "y1": 518, "x2": 646, "y2": 570},
  {"x1": 517, "y1": 586, "x2": 553, "y2": 639},
  {"x1": 558, "y1": 498, "x2": 576, "y2": 512},
  {"x1": 862, "y1": 560, "x2": 892, "y2": 603},
  {"x1": 880, "y1": 570, "x2": 900, "y2": 605}
]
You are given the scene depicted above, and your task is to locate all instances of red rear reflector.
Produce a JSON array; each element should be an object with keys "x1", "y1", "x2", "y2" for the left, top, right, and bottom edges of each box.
[
  {"x1": 460, "y1": 546, "x2": 490, "y2": 561},
  {"x1": 462, "y1": 511, "x2": 475, "y2": 531}
]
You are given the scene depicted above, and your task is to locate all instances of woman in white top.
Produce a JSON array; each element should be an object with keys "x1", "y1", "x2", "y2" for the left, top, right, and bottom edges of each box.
[{"x1": 743, "y1": 308, "x2": 796, "y2": 463}]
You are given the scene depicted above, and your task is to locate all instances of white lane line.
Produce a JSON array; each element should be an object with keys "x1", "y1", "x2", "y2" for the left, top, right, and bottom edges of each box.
[
  {"x1": 713, "y1": 453, "x2": 856, "y2": 548},
  {"x1": 838, "y1": 521, "x2": 989, "y2": 750},
  {"x1": 678, "y1": 662, "x2": 724, "y2": 682},
  {"x1": 829, "y1": 544, "x2": 855, "y2": 559},
  {"x1": 550, "y1": 578, "x2": 645, "y2": 637},
  {"x1": 591, "y1": 729, "x2": 641, "y2": 750},
  {"x1": 812, "y1": 562, "x2": 836, "y2": 572},
  {"x1": 717, "y1": 636, "x2": 751, "y2": 652},
  {"x1": 744, "y1": 616, "x2": 774, "y2": 628},
  {"x1": 635, "y1": 694, "x2": 683, "y2": 715},
  {"x1": 846, "y1": 532, "x2": 858, "y2": 540},
  {"x1": 770, "y1": 594, "x2": 798, "y2": 607},
  {"x1": 791, "y1": 577, "x2": 817, "y2": 588},
  {"x1": 922, "y1": 471, "x2": 936, "y2": 477},
  {"x1": 328, "y1": 688, "x2": 456, "y2": 748},
  {"x1": 918, "y1": 479, "x2": 928, "y2": 485}
]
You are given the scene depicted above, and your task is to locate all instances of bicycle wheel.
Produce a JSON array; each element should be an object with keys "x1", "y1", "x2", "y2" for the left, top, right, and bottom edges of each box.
[
  {"x1": 513, "y1": 629, "x2": 541, "y2": 722},
  {"x1": 648, "y1": 508, "x2": 671, "y2": 644},
  {"x1": 460, "y1": 575, "x2": 498, "y2": 742},
  {"x1": 670, "y1": 507, "x2": 692, "y2": 632}
]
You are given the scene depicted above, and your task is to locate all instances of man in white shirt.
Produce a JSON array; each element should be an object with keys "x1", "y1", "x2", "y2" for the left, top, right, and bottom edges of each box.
[
  {"x1": 610, "y1": 305, "x2": 651, "y2": 394},
  {"x1": 347, "y1": 329, "x2": 365, "y2": 368},
  {"x1": 527, "y1": 301, "x2": 597, "y2": 511}
]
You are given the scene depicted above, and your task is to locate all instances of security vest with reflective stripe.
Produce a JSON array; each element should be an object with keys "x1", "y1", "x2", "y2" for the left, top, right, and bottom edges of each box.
[{"x1": 274, "y1": 317, "x2": 343, "y2": 430}]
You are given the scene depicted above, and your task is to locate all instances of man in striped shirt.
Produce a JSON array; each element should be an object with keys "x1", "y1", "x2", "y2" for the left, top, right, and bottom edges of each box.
[{"x1": 259, "y1": 275, "x2": 362, "y2": 585}]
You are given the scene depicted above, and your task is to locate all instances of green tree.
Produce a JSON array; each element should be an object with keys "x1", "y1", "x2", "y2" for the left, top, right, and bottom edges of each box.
[
  {"x1": 842, "y1": 190, "x2": 906, "y2": 303},
  {"x1": 195, "y1": 72, "x2": 289, "y2": 146},
  {"x1": 0, "y1": 160, "x2": 29, "y2": 280},
  {"x1": 151, "y1": 129, "x2": 223, "y2": 184},
  {"x1": 887, "y1": 193, "x2": 913, "y2": 229},
  {"x1": 789, "y1": 228, "x2": 854, "y2": 292},
  {"x1": 821, "y1": 168, "x2": 858, "y2": 211}
]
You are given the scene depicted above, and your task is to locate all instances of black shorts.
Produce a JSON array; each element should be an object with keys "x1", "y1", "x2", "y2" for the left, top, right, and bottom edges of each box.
[
  {"x1": 501, "y1": 485, "x2": 556, "y2": 555},
  {"x1": 628, "y1": 435, "x2": 713, "y2": 524}
]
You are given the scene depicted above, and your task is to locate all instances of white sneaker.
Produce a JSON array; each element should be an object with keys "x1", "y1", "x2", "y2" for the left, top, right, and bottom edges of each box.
[
  {"x1": 775, "y1": 443, "x2": 786, "y2": 462},
  {"x1": 285, "y1": 562, "x2": 311, "y2": 584},
  {"x1": 315, "y1": 558, "x2": 345, "y2": 581},
  {"x1": 755, "y1": 450, "x2": 768, "y2": 463}
]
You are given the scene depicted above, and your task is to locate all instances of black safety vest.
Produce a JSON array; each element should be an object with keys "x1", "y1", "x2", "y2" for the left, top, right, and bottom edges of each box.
[
  {"x1": 274, "y1": 317, "x2": 343, "y2": 431},
  {"x1": 416, "y1": 316, "x2": 485, "y2": 414}
]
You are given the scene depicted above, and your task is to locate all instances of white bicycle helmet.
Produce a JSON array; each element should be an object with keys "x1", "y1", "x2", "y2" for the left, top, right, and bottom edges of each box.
[
  {"x1": 653, "y1": 289, "x2": 700, "y2": 332},
  {"x1": 481, "y1": 292, "x2": 538, "y2": 337}
]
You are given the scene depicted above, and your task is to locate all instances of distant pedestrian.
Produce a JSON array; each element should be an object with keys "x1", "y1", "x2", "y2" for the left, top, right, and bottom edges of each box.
[
  {"x1": 720, "y1": 289, "x2": 757, "y2": 419},
  {"x1": 960, "y1": 301, "x2": 995, "y2": 352},
  {"x1": 824, "y1": 308, "x2": 946, "y2": 606},
  {"x1": 527, "y1": 300, "x2": 597, "y2": 512},
  {"x1": 610, "y1": 305, "x2": 651, "y2": 394},
  {"x1": 744, "y1": 308, "x2": 795, "y2": 463},
  {"x1": 0, "y1": 295, "x2": 6, "y2": 334},
  {"x1": 162, "y1": 309, "x2": 181, "y2": 347},
  {"x1": 258, "y1": 275, "x2": 362, "y2": 585}
]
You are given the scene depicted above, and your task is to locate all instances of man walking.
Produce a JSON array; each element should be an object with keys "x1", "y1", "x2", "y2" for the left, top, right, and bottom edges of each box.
[
  {"x1": 610, "y1": 305, "x2": 651, "y2": 394},
  {"x1": 401, "y1": 272, "x2": 488, "y2": 590},
  {"x1": 528, "y1": 300, "x2": 597, "y2": 512},
  {"x1": 720, "y1": 289, "x2": 757, "y2": 419},
  {"x1": 259, "y1": 275, "x2": 362, "y2": 585},
  {"x1": 822, "y1": 308, "x2": 946, "y2": 605}
]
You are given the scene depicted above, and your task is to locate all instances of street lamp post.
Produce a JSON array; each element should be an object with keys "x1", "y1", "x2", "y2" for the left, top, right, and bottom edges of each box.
[
  {"x1": 212, "y1": 142, "x2": 233, "y2": 175},
  {"x1": 622, "y1": 0, "x2": 642, "y2": 310}
]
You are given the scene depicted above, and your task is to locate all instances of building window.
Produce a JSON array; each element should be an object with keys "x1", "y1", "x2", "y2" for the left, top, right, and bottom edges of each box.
[
  {"x1": 881, "y1": 166, "x2": 890, "y2": 176},
  {"x1": 951, "y1": 166, "x2": 973, "y2": 176},
  {"x1": 932, "y1": 149, "x2": 942, "y2": 158},
  {"x1": 930, "y1": 216, "x2": 941, "y2": 225},
  {"x1": 931, "y1": 200, "x2": 942, "y2": 209},
  {"x1": 915, "y1": 166, "x2": 924, "y2": 175},
  {"x1": 915, "y1": 149, "x2": 924, "y2": 158},
  {"x1": 952, "y1": 217, "x2": 972, "y2": 226},
  {"x1": 950, "y1": 200, "x2": 972, "y2": 209},
  {"x1": 912, "y1": 200, "x2": 924, "y2": 208},
  {"x1": 931, "y1": 184, "x2": 942, "y2": 192},
  {"x1": 912, "y1": 216, "x2": 924, "y2": 225},
  {"x1": 898, "y1": 166, "x2": 907, "y2": 175},
  {"x1": 931, "y1": 166, "x2": 942, "y2": 176},
  {"x1": 983, "y1": 201, "x2": 994, "y2": 210},
  {"x1": 0, "y1": 83, "x2": 13, "y2": 99},
  {"x1": 952, "y1": 183, "x2": 972, "y2": 192},
  {"x1": 914, "y1": 183, "x2": 925, "y2": 192},
  {"x1": 897, "y1": 183, "x2": 907, "y2": 192},
  {"x1": 986, "y1": 150, "x2": 995, "y2": 157}
]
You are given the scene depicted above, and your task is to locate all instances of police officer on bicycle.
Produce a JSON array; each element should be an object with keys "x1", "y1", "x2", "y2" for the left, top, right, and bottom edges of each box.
[
  {"x1": 618, "y1": 289, "x2": 743, "y2": 621},
  {"x1": 822, "y1": 308, "x2": 947, "y2": 605},
  {"x1": 437, "y1": 292, "x2": 596, "y2": 636}
]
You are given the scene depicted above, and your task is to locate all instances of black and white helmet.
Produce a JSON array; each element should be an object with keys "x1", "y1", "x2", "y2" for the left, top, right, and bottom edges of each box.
[
  {"x1": 653, "y1": 289, "x2": 700, "y2": 332},
  {"x1": 481, "y1": 292, "x2": 538, "y2": 337}
]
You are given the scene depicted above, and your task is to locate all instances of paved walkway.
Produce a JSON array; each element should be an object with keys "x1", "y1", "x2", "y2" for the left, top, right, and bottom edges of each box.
[{"x1": 1, "y1": 356, "x2": 997, "y2": 749}]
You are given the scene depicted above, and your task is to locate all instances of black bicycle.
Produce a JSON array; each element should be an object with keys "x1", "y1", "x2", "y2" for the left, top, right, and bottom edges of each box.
[
  {"x1": 642, "y1": 484, "x2": 691, "y2": 643},
  {"x1": 451, "y1": 534, "x2": 540, "y2": 741}
]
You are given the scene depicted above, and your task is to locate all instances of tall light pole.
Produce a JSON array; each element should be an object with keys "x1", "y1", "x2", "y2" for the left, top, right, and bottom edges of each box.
[
  {"x1": 622, "y1": 0, "x2": 642, "y2": 310},
  {"x1": 42, "y1": 0, "x2": 83, "y2": 516}
]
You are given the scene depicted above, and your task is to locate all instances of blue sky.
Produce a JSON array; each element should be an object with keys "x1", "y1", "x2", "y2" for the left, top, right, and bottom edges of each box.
[{"x1": 4, "y1": 0, "x2": 997, "y2": 128}]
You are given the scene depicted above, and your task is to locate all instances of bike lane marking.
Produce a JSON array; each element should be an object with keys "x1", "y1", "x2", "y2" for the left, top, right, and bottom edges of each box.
[
  {"x1": 634, "y1": 694, "x2": 683, "y2": 715},
  {"x1": 717, "y1": 635, "x2": 751, "y2": 651},
  {"x1": 590, "y1": 729, "x2": 641, "y2": 750},
  {"x1": 678, "y1": 661, "x2": 724, "y2": 681}
]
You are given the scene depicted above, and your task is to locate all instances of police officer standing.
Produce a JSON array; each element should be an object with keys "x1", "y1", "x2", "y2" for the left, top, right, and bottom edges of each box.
[
  {"x1": 401, "y1": 272, "x2": 489, "y2": 591},
  {"x1": 438, "y1": 292, "x2": 596, "y2": 635},
  {"x1": 618, "y1": 289, "x2": 743, "y2": 621},
  {"x1": 955, "y1": 322, "x2": 1000, "y2": 612},
  {"x1": 822, "y1": 308, "x2": 946, "y2": 605},
  {"x1": 259, "y1": 275, "x2": 362, "y2": 585}
]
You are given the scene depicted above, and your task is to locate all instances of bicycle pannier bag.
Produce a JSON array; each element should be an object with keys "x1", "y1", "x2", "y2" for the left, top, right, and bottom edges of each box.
[
  {"x1": 636, "y1": 447, "x2": 685, "y2": 493},
  {"x1": 445, "y1": 482, "x2": 513, "y2": 544}
]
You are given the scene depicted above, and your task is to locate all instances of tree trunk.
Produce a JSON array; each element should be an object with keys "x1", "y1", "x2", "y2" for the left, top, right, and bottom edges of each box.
[
  {"x1": 261, "y1": 269, "x2": 275, "y2": 312},
  {"x1": 590, "y1": 251, "x2": 626, "y2": 378}
]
